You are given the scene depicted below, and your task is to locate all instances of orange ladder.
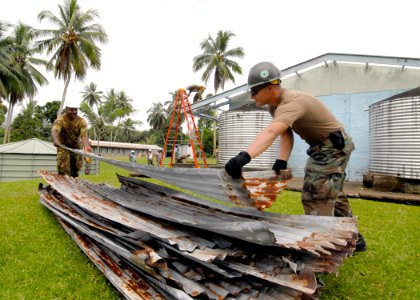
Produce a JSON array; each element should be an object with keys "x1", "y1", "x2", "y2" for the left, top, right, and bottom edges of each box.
[{"x1": 161, "y1": 88, "x2": 208, "y2": 168}]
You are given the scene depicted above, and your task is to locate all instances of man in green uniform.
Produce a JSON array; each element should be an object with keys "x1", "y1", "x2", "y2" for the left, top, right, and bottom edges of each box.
[
  {"x1": 51, "y1": 106, "x2": 92, "y2": 177},
  {"x1": 224, "y1": 62, "x2": 366, "y2": 252}
]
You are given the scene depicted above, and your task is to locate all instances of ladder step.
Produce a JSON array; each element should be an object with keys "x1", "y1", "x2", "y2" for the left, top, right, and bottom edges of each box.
[{"x1": 162, "y1": 89, "x2": 208, "y2": 168}]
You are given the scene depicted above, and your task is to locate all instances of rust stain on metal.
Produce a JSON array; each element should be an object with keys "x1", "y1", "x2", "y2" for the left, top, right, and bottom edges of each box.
[{"x1": 243, "y1": 176, "x2": 286, "y2": 210}]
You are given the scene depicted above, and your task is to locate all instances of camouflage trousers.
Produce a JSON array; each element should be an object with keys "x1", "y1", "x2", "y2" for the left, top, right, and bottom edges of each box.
[
  {"x1": 302, "y1": 137, "x2": 355, "y2": 217},
  {"x1": 57, "y1": 147, "x2": 83, "y2": 177}
]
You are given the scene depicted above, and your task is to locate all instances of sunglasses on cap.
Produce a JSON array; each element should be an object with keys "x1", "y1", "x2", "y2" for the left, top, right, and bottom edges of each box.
[{"x1": 249, "y1": 80, "x2": 280, "y2": 96}]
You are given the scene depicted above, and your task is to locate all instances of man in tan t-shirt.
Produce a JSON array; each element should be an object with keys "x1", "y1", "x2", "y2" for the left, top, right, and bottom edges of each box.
[{"x1": 225, "y1": 61, "x2": 366, "y2": 252}]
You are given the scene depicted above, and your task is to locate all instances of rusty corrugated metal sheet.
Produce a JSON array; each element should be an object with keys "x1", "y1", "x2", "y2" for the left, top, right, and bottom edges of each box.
[
  {"x1": 38, "y1": 171, "x2": 357, "y2": 299},
  {"x1": 60, "y1": 146, "x2": 287, "y2": 209}
]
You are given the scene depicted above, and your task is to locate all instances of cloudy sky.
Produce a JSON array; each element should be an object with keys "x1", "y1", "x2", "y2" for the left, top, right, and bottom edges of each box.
[{"x1": 3, "y1": 0, "x2": 420, "y2": 129}]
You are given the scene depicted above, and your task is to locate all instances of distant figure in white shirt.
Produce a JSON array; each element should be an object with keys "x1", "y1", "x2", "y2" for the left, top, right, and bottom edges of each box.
[
  {"x1": 129, "y1": 150, "x2": 136, "y2": 163},
  {"x1": 147, "y1": 149, "x2": 154, "y2": 166}
]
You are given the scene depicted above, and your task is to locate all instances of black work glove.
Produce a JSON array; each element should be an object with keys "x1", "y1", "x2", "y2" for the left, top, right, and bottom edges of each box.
[
  {"x1": 272, "y1": 159, "x2": 287, "y2": 175},
  {"x1": 225, "y1": 151, "x2": 251, "y2": 179}
]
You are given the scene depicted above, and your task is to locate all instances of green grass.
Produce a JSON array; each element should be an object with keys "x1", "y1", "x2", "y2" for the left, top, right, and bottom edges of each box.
[
  {"x1": 267, "y1": 191, "x2": 420, "y2": 300},
  {"x1": 0, "y1": 158, "x2": 419, "y2": 299},
  {"x1": 0, "y1": 163, "x2": 128, "y2": 300}
]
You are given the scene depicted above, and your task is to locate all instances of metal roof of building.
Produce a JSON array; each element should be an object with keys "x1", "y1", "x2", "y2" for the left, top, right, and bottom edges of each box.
[
  {"x1": 0, "y1": 138, "x2": 56, "y2": 155},
  {"x1": 90, "y1": 140, "x2": 163, "y2": 150},
  {"x1": 190, "y1": 53, "x2": 420, "y2": 114},
  {"x1": 380, "y1": 85, "x2": 420, "y2": 102},
  {"x1": 281, "y1": 52, "x2": 420, "y2": 77}
]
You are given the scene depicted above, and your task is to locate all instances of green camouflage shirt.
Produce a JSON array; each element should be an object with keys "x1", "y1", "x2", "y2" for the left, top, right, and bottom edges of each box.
[{"x1": 52, "y1": 114, "x2": 88, "y2": 148}]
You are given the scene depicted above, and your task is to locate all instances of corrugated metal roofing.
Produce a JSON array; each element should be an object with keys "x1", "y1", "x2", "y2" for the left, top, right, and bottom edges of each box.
[
  {"x1": 0, "y1": 139, "x2": 57, "y2": 182},
  {"x1": 0, "y1": 138, "x2": 56, "y2": 154},
  {"x1": 0, "y1": 139, "x2": 102, "y2": 182},
  {"x1": 90, "y1": 140, "x2": 163, "y2": 151},
  {"x1": 60, "y1": 146, "x2": 287, "y2": 209},
  {"x1": 38, "y1": 171, "x2": 358, "y2": 299}
]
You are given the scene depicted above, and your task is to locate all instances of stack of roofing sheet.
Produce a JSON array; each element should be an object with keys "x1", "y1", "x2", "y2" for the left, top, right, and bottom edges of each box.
[
  {"x1": 59, "y1": 146, "x2": 288, "y2": 210},
  {"x1": 38, "y1": 171, "x2": 358, "y2": 300}
]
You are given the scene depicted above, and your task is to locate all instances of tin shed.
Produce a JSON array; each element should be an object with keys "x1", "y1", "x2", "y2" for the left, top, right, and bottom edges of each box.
[{"x1": 0, "y1": 138, "x2": 57, "y2": 182}]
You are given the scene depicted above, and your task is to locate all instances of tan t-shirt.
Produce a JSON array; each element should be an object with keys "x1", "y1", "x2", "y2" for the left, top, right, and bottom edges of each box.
[{"x1": 271, "y1": 89, "x2": 342, "y2": 145}]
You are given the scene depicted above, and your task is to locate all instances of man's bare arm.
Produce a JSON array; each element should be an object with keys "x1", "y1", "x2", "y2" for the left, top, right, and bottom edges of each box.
[{"x1": 246, "y1": 121, "x2": 289, "y2": 158}]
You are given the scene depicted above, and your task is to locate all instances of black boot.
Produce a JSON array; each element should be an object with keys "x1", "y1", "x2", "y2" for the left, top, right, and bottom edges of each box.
[
  {"x1": 355, "y1": 233, "x2": 367, "y2": 252},
  {"x1": 316, "y1": 277, "x2": 325, "y2": 288}
]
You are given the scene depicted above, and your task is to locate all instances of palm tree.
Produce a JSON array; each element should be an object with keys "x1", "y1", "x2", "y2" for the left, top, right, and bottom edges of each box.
[
  {"x1": 147, "y1": 101, "x2": 168, "y2": 143},
  {"x1": 37, "y1": 0, "x2": 108, "y2": 116},
  {"x1": 0, "y1": 100, "x2": 7, "y2": 126},
  {"x1": 192, "y1": 30, "x2": 245, "y2": 93},
  {"x1": 101, "y1": 88, "x2": 118, "y2": 140},
  {"x1": 79, "y1": 101, "x2": 105, "y2": 151},
  {"x1": 0, "y1": 21, "x2": 15, "y2": 101},
  {"x1": 80, "y1": 82, "x2": 102, "y2": 143},
  {"x1": 113, "y1": 91, "x2": 135, "y2": 141},
  {"x1": 142, "y1": 134, "x2": 157, "y2": 145},
  {"x1": 3, "y1": 22, "x2": 48, "y2": 143},
  {"x1": 81, "y1": 82, "x2": 102, "y2": 107},
  {"x1": 147, "y1": 102, "x2": 167, "y2": 130},
  {"x1": 121, "y1": 118, "x2": 142, "y2": 143}
]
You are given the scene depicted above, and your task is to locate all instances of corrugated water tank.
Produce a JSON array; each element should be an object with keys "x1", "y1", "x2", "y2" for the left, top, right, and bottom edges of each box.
[
  {"x1": 218, "y1": 102, "x2": 279, "y2": 169},
  {"x1": 368, "y1": 87, "x2": 420, "y2": 179}
]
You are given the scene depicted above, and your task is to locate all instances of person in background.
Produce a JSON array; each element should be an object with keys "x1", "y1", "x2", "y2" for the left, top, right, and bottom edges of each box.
[
  {"x1": 186, "y1": 85, "x2": 206, "y2": 103},
  {"x1": 51, "y1": 105, "x2": 92, "y2": 177},
  {"x1": 129, "y1": 150, "x2": 137, "y2": 163},
  {"x1": 224, "y1": 61, "x2": 366, "y2": 252},
  {"x1": 147, "y1": 149, "x2": 154, "y2": 166},
  {"x1": 156, "y1": 150, "x2": 162, "y2": 167},
  {"x1": 175, "y1": 146, "x2": 180, "y2": 160}
]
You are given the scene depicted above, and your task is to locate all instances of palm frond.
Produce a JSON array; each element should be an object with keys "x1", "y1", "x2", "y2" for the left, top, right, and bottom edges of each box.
[{"x1": 192, "y1": 30, "x2": 245, "y2": 93}]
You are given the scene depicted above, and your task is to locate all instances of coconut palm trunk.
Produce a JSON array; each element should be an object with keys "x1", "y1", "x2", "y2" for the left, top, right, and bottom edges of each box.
[
  {"x1": 3, "y1": 101, "x2": 14, "y2": 143},
  {"x1": 57, "y1": 75, "x2": 71, "y2": 116}
]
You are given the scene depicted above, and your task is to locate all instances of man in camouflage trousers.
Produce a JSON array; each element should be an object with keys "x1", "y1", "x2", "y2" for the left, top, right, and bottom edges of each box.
[
  {"x1": 303, "y1": 132, "x2": 355, "y2": 217},
  {"x1": 51, "y1": 106, "x2": 92, "y2": 177},
  {"x1": 225, "y1": 62, "x2": 366, "y2": 252}
]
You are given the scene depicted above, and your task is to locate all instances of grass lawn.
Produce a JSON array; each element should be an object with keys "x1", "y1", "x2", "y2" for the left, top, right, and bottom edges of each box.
[{"x1": 0, "y1": 157, "x2": 419, "y2": 299}]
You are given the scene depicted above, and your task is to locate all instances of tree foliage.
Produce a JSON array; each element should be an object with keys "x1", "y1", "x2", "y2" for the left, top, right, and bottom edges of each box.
[
  {"x1": 0, "y1": 100, "x2": 7, "y2": 125},
  {"x1": 0, "y1": 21, "x2": 16, "y2": 100},
  {"x1": 79, "y1": 85, "x2": 140, "y2": 144},
  {"x1": 10, "y1": 99, "x2": 43, "y2": 141},
  {"x1": 40, "y1": 100, "x2": 60, "y2": 125},
  {"x1": 80, "y1": 82, "x2": 102, "y2": 107},
  {"x1": 2, "y1": 22, "x2": 48, "y2": 143},
  {"x1": 147, "y1": 101, "x2": 167, "y2": 130},
  {"x1": 192, "y1": 30, "x2": 244, "y2": 93},
  {"x1": 37, "y1": 0, "x2": 108, "y2": 115}
]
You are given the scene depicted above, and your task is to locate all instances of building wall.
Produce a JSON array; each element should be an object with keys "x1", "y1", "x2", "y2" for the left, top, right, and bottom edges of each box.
[
  {"x1": 283, "y1": 63, "x2": 420, "y2": 95},
  {"x1": 0, "y1": 154, "x2": 56, "y2": 182},
  {"x1": 288, "y1": 89, "x2": 407, "y2": 181},
  {"x1": 0, "y1": 153, "x2": 100, "y2": 182},
  {"x1": 91, "y1": 142, "x2": 162, "y2": 158}
]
